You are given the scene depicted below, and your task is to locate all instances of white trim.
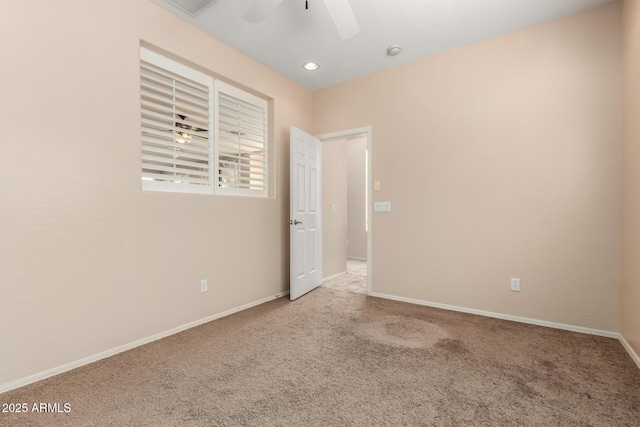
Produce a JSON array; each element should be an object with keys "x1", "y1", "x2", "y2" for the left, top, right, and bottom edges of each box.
[
  {"x1": 619, "y1": 334, "x2": 640, "y2": 369},
  {"x1": 323, "y1": 271, "x2": 347, "y2": 283},
  {"x1": 140, "y1": 46, "x2": 211, "y2": 85},
  {"x1": 0, "y1": 291, "x2": 289, "y2": 394},
  {"x1": 369, "y1": 292, "x2": 618, "y2": 338},
  {"x1": 347, "y1": 256, "x2": 367, "y2": 261},
  {"x1": 316, "y1": 127, "x2": 371, "y2": 141},
  {"x1": 317, "y1": 126, "x2": 373, "y2": 297}
]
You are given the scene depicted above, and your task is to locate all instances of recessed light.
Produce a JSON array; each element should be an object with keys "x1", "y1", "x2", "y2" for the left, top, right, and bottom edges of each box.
[
  {"x1": 386, "y1": 45, "x2": 402, "y2": 56},
  {"x1": 303, "y1": 62, "x2": 319, "y2": 71}
]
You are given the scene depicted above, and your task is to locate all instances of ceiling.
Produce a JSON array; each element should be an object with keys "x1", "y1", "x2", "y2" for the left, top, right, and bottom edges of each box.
[{"x1": 151, "y1": 0, "x2": 615, "y2": 90}]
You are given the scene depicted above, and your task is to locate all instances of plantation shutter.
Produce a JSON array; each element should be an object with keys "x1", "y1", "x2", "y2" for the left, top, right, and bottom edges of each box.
[
  {"x1": 216, "y1": 81, "x2": 268, "y2": 197},
  {"x1": 140, "y1": 48, "x2": 214, "y2": 194}
]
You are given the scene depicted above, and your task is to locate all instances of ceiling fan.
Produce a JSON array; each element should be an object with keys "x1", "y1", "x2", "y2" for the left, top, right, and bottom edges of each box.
[{"x1": 243, "y1": 0, "x2": 360, "y2": 40}]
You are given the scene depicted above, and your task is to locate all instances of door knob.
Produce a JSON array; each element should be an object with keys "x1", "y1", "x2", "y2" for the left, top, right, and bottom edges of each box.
[{"x1": 290, "y1": 219, "x2": 303, "y2": 225}]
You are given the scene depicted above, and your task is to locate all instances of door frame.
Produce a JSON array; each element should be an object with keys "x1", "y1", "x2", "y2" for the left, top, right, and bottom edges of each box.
[{"x1": 316, "y1": 126, "x2": 373, "y2": 295}]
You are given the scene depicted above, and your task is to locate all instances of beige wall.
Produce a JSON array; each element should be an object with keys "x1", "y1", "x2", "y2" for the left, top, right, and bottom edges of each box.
[
  {"x1": 347, "y1": 136, "x2": 368, "y2": 260},
  {"x1": 322, "y1": 139, "x2": 348, "y2": 278},
  {"x1": 0, "y1": 0, "x2": 312, "y2": 387},
  {"x1": 622, "y1": 0, "x2": 640, "y2": 360},
  {"x1": 314, "y1": 3, "x2": 622, "y2": 332}
]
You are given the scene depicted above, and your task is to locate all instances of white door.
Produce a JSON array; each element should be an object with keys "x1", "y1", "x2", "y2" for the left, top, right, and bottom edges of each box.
[{"x1": 290, "y1": 126, "x2": 322, "y2": 300}]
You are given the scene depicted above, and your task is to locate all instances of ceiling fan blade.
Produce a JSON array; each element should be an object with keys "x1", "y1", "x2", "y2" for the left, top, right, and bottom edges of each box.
[
  {"x1": 322, "y1": 0, "x2": 360, "y2": 40},
  {"x1": 242, "y1": 0, "x2": 286, "y2": 22}
]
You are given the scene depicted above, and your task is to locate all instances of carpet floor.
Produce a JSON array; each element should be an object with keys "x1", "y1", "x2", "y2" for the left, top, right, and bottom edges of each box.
[
  {"x1": 321, "y1": 259, "x2": 367, "y2": 294},
  {"x1": 1, "y1": 284, "x2": 639, "y2": 426}
]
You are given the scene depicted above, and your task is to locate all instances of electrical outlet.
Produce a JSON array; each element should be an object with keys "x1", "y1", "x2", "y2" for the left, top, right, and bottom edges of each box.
[
  {"x1": 200, "y1": 279, "x2": 208, "y2": 293},
  {"x1": 510, "y1": 278, "x2": 520, "y2": 292}
]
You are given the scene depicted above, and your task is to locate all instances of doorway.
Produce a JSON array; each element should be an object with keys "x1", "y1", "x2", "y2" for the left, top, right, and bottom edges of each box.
[{"x1": 318, "y1": 127, "x2": 372, "y2": 295}]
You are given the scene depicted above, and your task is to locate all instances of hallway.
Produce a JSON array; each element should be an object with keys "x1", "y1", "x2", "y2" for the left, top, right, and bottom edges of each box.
[{"x1": 322, "y1": 259, "x2": 367, "y2": 294}]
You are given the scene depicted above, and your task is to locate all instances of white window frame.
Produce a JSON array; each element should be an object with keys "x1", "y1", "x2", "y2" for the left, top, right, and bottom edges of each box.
[{"x1": 139, "y1": 47, "x2": 268, "y2": 197}]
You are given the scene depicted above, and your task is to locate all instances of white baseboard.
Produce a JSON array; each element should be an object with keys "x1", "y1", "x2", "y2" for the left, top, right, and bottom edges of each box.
[
  {"x1": 0, "y1": 291, "x2": 289, "y2": 395},
  {"x1": 347, "y1": 257, "x2": 367, "y2": 261},
  {"x1": 369, "y1": 292, "x2": 618, "y2": 339},
  {"x1": 619, "y1": 334, "x2": 640, "y2": 369},
  {"x1": 323, "y1": 271, "x2": 347, "y2": 283}
]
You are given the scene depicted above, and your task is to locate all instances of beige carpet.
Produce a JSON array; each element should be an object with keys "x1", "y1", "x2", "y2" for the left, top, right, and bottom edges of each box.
[
  {"x1": 321, "y1": 259, "x2": 367, "y2": 294},
  {"x1": 1, "y1": 286, "x2": 639, "y2": 426}
]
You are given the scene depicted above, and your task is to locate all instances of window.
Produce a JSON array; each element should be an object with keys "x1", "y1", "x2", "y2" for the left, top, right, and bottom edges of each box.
[
  {"x1": 140, "y1": 48, "x2": 214, "y2": 194},
  {"x1": 139, "y1": 47, "x2": 268, "y2": 197},
  {"x1": 216, "y1": 81, "x2": 268, "y2": 197}
]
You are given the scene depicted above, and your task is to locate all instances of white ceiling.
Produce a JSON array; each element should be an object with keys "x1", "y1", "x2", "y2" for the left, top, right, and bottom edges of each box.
[{"x1": 151, "y1": 0, "x2": 615, "y2": 90}]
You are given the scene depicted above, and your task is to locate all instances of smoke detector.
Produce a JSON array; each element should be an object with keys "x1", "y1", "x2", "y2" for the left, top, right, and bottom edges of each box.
[
  {"x1": 386, "y1": 45, "x2": 402, "y2": 57},
  {"x1": 163, "y1": 0, "x2": 219, "y2": 16}
]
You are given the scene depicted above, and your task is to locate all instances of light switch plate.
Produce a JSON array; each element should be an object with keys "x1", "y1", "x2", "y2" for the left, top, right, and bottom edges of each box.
[{"x1": 374, "y1": 202, "x2": 391, "y2": 212}]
